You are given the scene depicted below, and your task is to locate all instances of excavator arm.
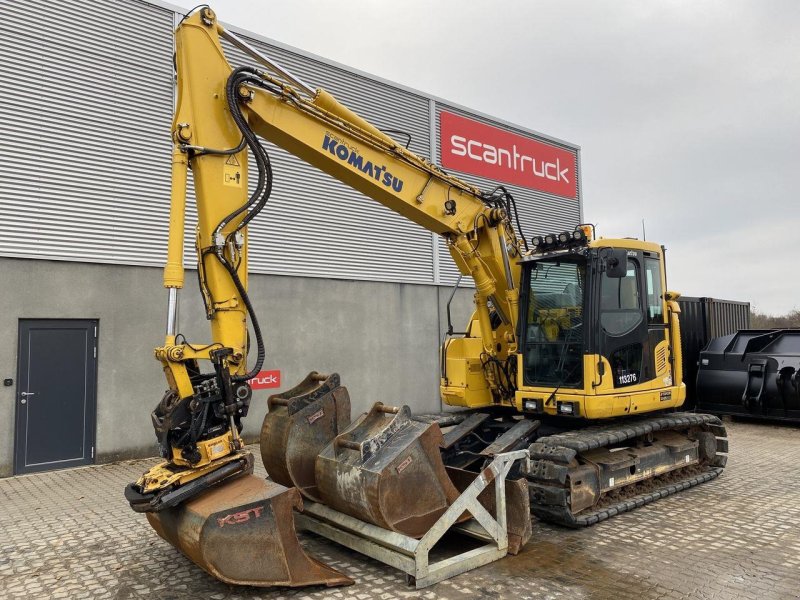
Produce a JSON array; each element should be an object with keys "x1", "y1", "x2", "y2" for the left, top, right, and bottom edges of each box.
[
  {"x1": 127, "y1": 8, "x2": 525, "y2": 512},
  {"x1": 163, "y1": 7, "x2": 525, "y2": 429},
  {"x1": 123, "y1": 9, "x2": 536, "y2": 586}
]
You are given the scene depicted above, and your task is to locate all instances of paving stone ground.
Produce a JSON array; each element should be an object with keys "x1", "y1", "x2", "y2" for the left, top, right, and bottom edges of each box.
[{"x1": 1, "y1": 418, "x2": 798, "y2": 599}]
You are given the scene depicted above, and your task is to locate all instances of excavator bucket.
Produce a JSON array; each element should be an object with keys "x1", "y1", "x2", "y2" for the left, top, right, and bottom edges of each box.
[
  {"x1": 260, "y1": 372, "x2": 351, "y2": 502},
  {"x1": 146, "y1": 474, "x2": 353, "y2": 588},
  {"x1": 315, "y1": 403, "x2": 462, "y2": 538}
]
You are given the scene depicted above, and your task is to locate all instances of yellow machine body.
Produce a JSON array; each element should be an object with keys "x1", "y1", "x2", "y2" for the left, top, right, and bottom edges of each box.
[
  {"x1": 442, "y1": 238, "x2": 687, "y2": 418},
  {"x1": 127, "y1": 7, "x2": 728, "y2": 576},
  {"x1": 135, "y1": 8, "x2": 702, "y2": 488}
]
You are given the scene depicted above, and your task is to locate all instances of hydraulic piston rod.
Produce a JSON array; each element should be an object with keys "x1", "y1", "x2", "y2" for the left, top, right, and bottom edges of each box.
[{"x1": 166, "y1": 288, "x2": 179, "y2": 338}]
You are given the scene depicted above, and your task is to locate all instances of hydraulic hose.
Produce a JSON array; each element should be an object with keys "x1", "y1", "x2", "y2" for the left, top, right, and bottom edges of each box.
[{"x1": 205, "y1": 67, "x2": 276, "y2": 382}]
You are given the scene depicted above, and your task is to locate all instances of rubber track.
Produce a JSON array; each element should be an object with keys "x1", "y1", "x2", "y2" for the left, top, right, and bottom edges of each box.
[{"x1": 525, "y1": 412, "x2": 728, "y2": 528}]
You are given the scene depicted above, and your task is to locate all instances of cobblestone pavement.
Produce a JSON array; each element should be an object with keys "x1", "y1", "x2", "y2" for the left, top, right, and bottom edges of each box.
[{"x1": 1, "y1": 419, "x2": 798, "y2": 599}]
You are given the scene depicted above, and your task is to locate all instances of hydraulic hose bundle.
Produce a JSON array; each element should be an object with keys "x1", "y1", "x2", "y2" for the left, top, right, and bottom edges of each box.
[{"x1": 192, "y1": 66, "x2": 276, "y2": 383}]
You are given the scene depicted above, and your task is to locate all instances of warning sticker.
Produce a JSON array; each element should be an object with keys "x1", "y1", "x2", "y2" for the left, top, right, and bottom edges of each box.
[
  {"x1": 396, "y1": 456, "x2": 413, "y2": 474},
  {"x1": 223, "y1": 154, "x2": 242, "y2": 187},
  {"x1": 307, "y1": 409, "x2": 325, "y2": 425}
]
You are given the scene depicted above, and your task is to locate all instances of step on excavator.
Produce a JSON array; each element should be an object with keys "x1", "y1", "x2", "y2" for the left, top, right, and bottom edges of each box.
[{"x1": 125, "y1": 6, "x2": 728, "y2": 588}]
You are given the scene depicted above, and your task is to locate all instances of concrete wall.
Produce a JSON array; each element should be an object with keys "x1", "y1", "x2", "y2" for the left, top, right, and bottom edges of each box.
[{"x1": 0, "y1": 257, "x2": 474, "y2": 477}]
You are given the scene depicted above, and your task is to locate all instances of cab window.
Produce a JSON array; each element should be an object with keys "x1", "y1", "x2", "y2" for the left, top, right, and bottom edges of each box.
[
  {"x1": 645, "y1": 258, "x2": 664, "y2": 324},
  {"x1": 600, "y1": 259, "x2": 642, "y2": 336}
]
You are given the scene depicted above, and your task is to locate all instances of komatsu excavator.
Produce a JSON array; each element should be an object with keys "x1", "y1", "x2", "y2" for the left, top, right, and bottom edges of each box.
[{"x1": 125, "y1": 6, "x2": 728, "y2": 588}]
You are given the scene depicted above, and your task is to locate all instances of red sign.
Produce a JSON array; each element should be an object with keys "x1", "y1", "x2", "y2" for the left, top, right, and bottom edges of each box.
[
  {"x1": 439, "y1": 111, "x2": 577, "y2": 199},
  {"x1": 249, "y1": 370, "x2": 281, "y2": 390}
]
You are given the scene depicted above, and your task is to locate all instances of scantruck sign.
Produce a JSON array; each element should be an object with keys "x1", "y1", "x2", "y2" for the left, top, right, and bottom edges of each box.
[
  {"x1": 440, "y1": 112, "x2": 577, "y2": 199},
  {"x1": 249, "y1": 370, "x2": 281, "y2": 390}
]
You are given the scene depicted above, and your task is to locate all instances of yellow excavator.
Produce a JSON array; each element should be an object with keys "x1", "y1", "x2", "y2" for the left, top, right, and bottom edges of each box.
[{"x1": 125, "y1": 6, "x2": 728, "y2": 587}]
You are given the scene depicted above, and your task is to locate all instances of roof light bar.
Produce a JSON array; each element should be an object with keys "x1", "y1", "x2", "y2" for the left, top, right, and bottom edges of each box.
[{"x1": 530, "y1": 225, "x2": 592, "y2": 254}]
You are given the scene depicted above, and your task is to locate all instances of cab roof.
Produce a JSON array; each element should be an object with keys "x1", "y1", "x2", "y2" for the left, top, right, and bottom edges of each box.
[{"x1": 588, "y1": 237, "x2": 663, "y2": 255}]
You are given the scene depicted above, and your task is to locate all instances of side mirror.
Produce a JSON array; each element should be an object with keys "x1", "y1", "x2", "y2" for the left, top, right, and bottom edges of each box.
[{"x1": 605, "y1": 249, "x2": 628, "y2": 278}]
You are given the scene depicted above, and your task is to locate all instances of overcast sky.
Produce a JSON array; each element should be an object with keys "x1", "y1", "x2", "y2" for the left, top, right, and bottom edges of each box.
[{"x1": 171, "y1": 0, "x2": 799, "y2": 315}]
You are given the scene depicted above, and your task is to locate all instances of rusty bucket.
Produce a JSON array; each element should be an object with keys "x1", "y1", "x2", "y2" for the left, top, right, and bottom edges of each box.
[
  {"x1": 315, "y1": 403, "x2": 461, "y2": 538},
  {"x1": 260, "y1": 372, "x2": 351, "y2": 502},
  {"x1": 146, "y1": 474, "x2": 353, "y2": 588}
]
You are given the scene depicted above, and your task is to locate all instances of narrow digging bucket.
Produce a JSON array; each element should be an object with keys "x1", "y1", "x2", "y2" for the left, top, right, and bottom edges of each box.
[
  {"x1": 260, "y1": 372, "x2": 351, "y2": 502},
  {"x1": 315, "y1": 403, "x2": 461, "y2": 538},
  {"x1": 146, "y1": 474, "x2": 353, "y2": 588},
  {"x1": 446, "y1": 466, "x2": 532, "y2": 555}
]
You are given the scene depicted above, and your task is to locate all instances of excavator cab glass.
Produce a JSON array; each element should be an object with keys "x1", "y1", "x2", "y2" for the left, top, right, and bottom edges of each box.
[
  {"x1": 520, "y1": 246, "x2": 670, "y2": 393},
  {"x1": 521, "y1": 255, "x2": 587, "y2": 387}
]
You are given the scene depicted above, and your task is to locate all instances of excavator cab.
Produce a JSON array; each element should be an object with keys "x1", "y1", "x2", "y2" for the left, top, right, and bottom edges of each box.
[{"x1": 516, "y1": 233, "x2": 685, "y2": 419}]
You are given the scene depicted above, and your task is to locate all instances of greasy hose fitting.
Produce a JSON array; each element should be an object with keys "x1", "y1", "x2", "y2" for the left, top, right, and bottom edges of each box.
[
  {"x1": 487, "y1": 208, "x2": 506, "y2": 225},
  {"x1": 200, "y1": 7, "x2": 215, "y2": 26}
]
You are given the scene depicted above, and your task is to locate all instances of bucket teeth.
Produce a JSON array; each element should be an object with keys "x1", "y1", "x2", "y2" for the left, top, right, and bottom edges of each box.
[
  {"x1": 146, "y1": 475, "x2": 353, "y2": 588},
  {"x1": 261, "y1": 372, "x2": 351, "y2": 501},
  {"x1": 315, "y1": 402, "x2": 461, "y2": 538}
]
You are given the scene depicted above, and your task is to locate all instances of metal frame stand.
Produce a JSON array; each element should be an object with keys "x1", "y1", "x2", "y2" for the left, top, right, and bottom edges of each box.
[{"x1": 294, "y1": 449, "x2": 529, "y2": 589}]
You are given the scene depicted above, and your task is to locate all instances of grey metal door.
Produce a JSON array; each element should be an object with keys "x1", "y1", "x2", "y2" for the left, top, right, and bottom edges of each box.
[{"x1": 14, "y1": 320, "x2": 98, "y2": 474}]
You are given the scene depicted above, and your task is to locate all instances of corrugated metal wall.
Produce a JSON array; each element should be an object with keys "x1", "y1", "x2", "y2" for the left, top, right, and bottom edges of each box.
[
  {"x1": 0, "y1": 0, "x2": 175, "y2": 265},
  {"x1": 704, "y1": 298, "x2": 751, "y2": 339},
  {"x1": 0, "y1": 0, "x2": 581, "y2": 287}
]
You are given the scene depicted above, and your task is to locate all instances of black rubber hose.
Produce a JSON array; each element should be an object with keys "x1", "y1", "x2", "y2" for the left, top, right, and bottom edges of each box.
[
  {"x1": 191, "y1": 137, "x2": 247, "y2": 157},
  {"x1": 223, "y1": 259, "x2": 264, "y2": 382},
  {"x1": 206, "y1": 67, "x2": 273, "y2": 382},
  {"x1": 507, "y1": 191, "x2": 529, "y2": 251},
  {"x1": 483, "y1": 185, "x2": 528, "y2": 252},
  {"x1": 215, "y1": 67, "x2": 272, "y2": 237}
]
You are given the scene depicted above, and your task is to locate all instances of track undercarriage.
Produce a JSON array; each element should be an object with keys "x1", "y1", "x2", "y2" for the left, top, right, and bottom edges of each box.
[{"x1": 438, "y1": 410, "x2": 728, "y2": 528}]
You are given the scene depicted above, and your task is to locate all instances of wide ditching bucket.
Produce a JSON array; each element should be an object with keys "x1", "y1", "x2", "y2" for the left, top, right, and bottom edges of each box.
[
  {"x1": 315, "y1": 403, "x2": 461, "y2": 538},
  {"x1": 260, "y1": 372, "x2": 351, "y2": 502},
  {"x1": 146, "y1": 474, "x2": 353, "y2": 588}
]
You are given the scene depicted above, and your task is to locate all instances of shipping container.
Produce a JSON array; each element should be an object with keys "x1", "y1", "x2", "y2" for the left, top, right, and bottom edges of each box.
[{"x1": 676, "y1": 297, "x2": 751, "y2": 407}]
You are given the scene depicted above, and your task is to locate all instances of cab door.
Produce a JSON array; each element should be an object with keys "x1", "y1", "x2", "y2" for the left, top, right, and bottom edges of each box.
[
  {"x1": 595, "y1": 250, "x2": 666, "y2": 389},
  {"x1": 642, "y1": 252, "x2": 670, "y2": 382},
  {"x1": 596, "y1": 252, "x2": 649, "y2": 388}
]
